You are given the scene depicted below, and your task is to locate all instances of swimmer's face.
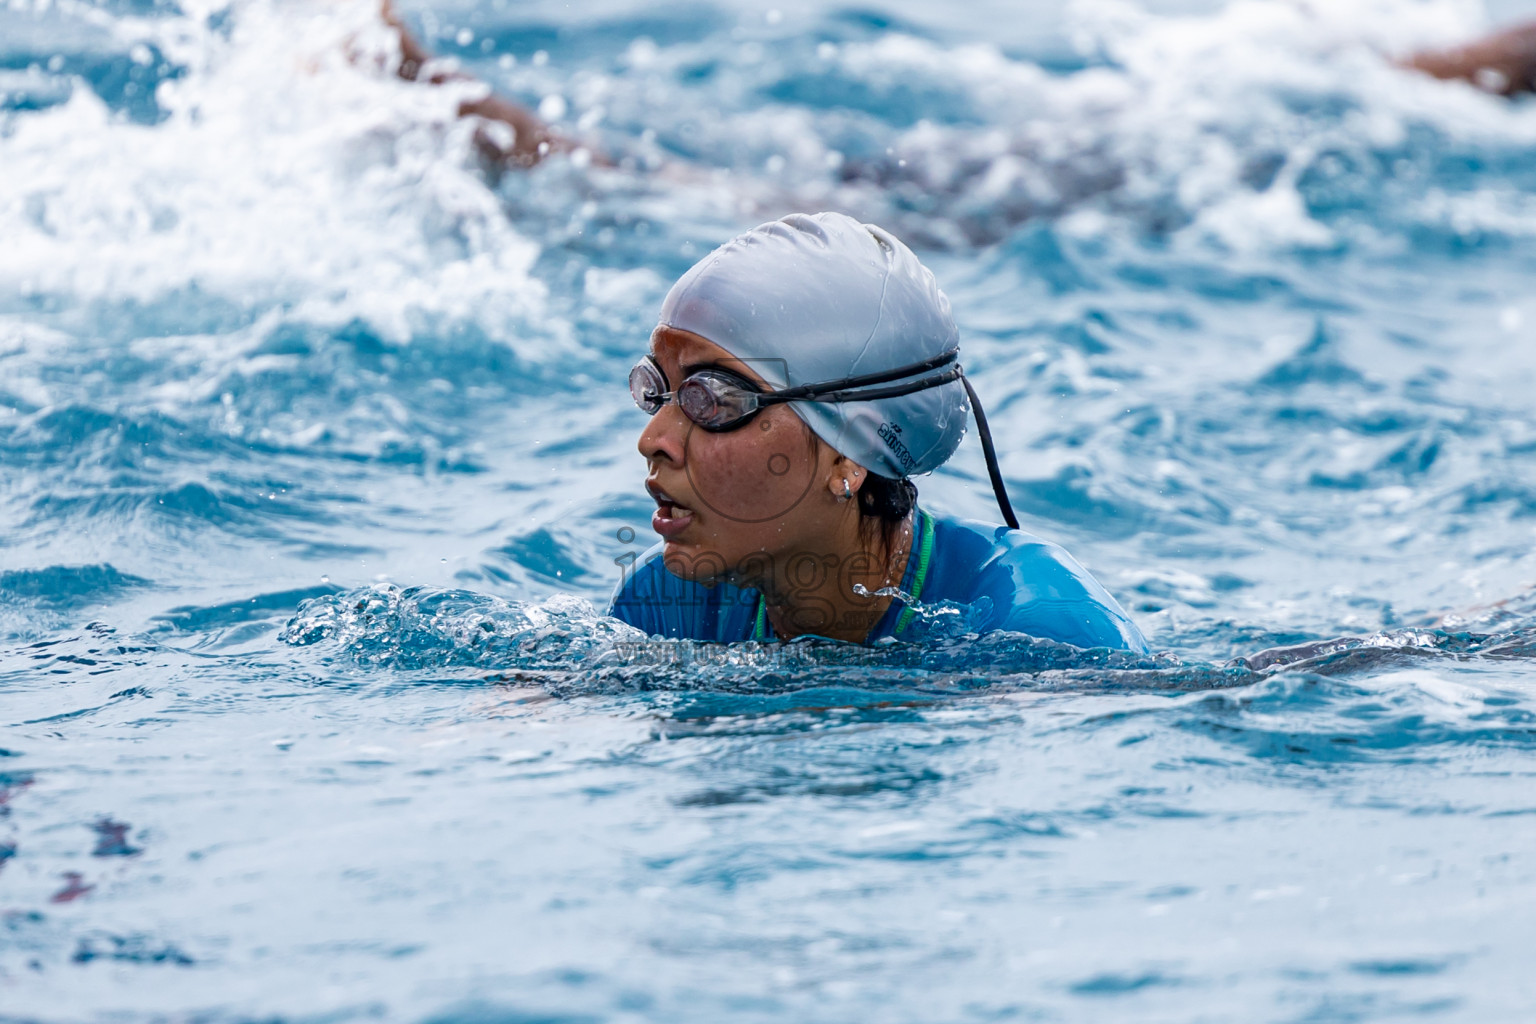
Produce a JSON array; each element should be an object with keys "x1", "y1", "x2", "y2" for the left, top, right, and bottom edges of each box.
[{"x1": 637, "y1": 327, "x2": 850, "y2": 585}]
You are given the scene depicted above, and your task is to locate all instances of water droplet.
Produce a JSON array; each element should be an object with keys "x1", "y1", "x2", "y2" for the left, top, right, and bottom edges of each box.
[{"x1": 538, "y1": 94, "x2": 567, "y2": 121}]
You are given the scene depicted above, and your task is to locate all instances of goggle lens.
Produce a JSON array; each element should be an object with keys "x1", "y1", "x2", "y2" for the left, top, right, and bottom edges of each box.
[
  {"x1": 629, "y1": 359, "x2": 763, "y2": 431},
  {"x1": 677, "y1": 379, "x2": 722, "y2": 426},
  {"x1": 679, "y1": 376, "x2": 760, "y2": 430},
  {"x1": 628, "y1": 360, "x2": 667, "y2": 415}
]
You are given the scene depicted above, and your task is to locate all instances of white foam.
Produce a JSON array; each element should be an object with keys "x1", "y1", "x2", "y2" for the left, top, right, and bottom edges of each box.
[{"x1": 0, "y1": 0, "x2": 544, "y2": 341}]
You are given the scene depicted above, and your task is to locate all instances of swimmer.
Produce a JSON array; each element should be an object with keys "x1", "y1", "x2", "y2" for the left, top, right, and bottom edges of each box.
[{"x1": 609, "y1": 212, "x2": 1148, "y2": 651}]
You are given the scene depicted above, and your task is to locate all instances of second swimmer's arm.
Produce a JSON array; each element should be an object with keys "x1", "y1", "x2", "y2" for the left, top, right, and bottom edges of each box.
[
  {"x1": 1403, "y1": 20, "x2": 1536, "y2": 96},
  {"x1": 381, "y1": 1, "x2": 574, "y2": 167}
]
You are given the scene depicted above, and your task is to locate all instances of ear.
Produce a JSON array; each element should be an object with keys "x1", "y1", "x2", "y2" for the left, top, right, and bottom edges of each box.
[{"x1": 825, "y1": 455, "x2": 868, "y2": 501}]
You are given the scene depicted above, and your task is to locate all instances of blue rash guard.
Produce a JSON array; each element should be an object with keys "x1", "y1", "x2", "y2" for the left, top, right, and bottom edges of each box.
[{"x1": 608, "y1": 510, "x2": 1148, "y2": 652}]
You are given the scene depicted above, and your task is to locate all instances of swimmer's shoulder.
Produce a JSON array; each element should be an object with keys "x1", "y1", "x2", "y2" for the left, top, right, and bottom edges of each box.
[
  {"x1": 607, "y1": 542, "x2": 757, "y2": 641},
  {"x1": 923, "y1": 512, "x2": 1148, "y2": 652}
]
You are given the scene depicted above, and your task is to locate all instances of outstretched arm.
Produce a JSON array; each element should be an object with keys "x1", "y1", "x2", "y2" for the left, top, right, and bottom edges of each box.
[
  {"x1": 1405, "y1": 20, "x2": 1536, "y2": 96},
  {"x1": 380, "y1": 1, "x2": 575, "y2": 168}
]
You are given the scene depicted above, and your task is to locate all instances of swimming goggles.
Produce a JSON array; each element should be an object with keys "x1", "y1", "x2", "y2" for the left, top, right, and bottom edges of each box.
[{"x1": 627, "y1": 349, "x2": 1021, "y2": 529}]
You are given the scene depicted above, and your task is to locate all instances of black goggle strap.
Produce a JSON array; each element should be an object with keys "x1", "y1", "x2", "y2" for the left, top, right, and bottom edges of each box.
[
  {"x1": 960, "y1": 374, "x2": 1019, "y2": 530},
  {"x1": 762, "y1": 358, "x2": 1020, "y2": 530},
  {"x1": 768, "y1": 349, "x2": 958, "y2": 402},
  {"x1": 757, "y1": 364, "x2": 962, "y2": 407}
]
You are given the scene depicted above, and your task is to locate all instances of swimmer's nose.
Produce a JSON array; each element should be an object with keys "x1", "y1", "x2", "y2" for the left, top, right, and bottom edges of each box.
[{"x1": 638, "y1": 403, "x2": 687, "y2": 467}]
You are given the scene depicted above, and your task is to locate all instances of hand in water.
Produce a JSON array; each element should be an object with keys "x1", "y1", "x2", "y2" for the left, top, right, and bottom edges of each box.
[
  {"x1": 1404, "y1": 21, "x2": 1536, "y2": 96},
  {"x1": 380, "y1": 0, "x2": 597, "y2": 169}
]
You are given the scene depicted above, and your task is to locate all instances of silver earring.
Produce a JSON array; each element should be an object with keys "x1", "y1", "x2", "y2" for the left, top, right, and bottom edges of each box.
[{"x1": 841, "y1": 478, "x2": 853, "y2": 501}]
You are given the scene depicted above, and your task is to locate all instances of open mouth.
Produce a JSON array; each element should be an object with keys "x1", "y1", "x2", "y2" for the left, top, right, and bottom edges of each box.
[{"x1": 647, "y1": 481, "x2": 695, "y2": 538}]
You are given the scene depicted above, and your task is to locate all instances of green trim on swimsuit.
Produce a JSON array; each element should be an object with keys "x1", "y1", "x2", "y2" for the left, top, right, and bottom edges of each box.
[
  {"x1": 892, "y1": 509, "x2": 934, "y2": 638},
  {"x1": 752, "y1": 592, "x2": 768, "y2": 641}
]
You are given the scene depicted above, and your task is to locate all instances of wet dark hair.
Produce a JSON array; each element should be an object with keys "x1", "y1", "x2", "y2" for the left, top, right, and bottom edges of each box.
[{"x1": 857, "y1": 473, "x2": 917, "y2": 553}]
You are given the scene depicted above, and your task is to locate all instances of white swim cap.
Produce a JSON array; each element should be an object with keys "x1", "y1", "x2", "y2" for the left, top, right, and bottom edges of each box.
[{"x1": 658, "y1": 212, "x2": 970, "y2": 479}]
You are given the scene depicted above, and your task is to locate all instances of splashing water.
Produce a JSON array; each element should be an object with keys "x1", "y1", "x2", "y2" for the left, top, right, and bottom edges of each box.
[
  {"x1": 1, "y1": 0, "x2": 544, "y2": 334},
  {"x1": 5, "y1": 0, "x2": 1536, "y2": 1019}
]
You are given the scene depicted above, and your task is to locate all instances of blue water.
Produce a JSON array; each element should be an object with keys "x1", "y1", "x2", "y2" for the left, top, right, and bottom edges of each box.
[{"x1": 4, "y1": 0, "x2": 1536, "y2": 1019}]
